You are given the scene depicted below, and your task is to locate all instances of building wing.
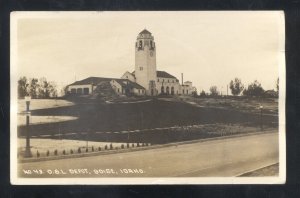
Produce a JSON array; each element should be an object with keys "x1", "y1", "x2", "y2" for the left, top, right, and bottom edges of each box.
[{"x1": 69, "y1": 77, "x2": 114, "y2": 86}]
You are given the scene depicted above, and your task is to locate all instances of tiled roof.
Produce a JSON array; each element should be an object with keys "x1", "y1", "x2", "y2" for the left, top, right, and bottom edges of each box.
[
  {"x1": 114, "y1": 79, "x2": 145, "y2": 89},
  {"x1": 157, "y1": 71, "x2": 177, "y2": 79},
  {"x1": 139, "y1": 29, "x2": 151, "y2": 35},
  {"x1": 132, "y1": 70, "x2": 177, "y2": 79},
  {"x1": 69, "y1": 77, "x2": 115, "y2": 86}
]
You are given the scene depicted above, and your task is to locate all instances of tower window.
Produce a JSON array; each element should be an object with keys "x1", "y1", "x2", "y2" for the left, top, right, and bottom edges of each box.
[
  {"x1": 140, "y1": 67, "x2": 143, "y2": 71},
  {"x1": 139, "y1": 40, "x2": 143, "y2": 48}
]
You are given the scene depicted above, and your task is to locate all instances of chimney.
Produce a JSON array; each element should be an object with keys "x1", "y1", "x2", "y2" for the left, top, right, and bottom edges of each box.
[{"x1": 181, "y1": 73, "x2": 183, "y2": 85}]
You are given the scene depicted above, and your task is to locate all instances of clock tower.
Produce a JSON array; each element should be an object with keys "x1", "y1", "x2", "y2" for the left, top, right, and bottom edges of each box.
[{"x1": 135, "y1": 29, "x2": 157, "y2": 96}]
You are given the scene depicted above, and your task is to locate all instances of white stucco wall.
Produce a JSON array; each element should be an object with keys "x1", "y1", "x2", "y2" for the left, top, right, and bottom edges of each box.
[
  {"x1": 133, "y1": 88, "x2": 146, "y2": 96},
  {"x1": 121, "y1": 71, "x2": 136, "y2": 82},
  {"x1": 110, "y1": 80, "x2": 124, "y2": 95},
  {"x1": 68, "y1": 84, "x2": 93, "y2": 94}
]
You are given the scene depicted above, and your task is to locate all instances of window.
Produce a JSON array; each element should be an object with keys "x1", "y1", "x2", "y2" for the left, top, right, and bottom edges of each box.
[
  {"x1": 168, "y1": 79, "x2": 169, "y2": 83},
  {"x1": 118, "y1": 88, "x2": 120, "y2": 93},
  {"x1": 140, "y1": 67, "x2": 143, "y2": 71},
  {"x1": 166, "y1": 87, "x2": 170, "y2": 95},
  {"x1": 71, "y1": 88, "x2": 76, "y2": 93},
  {"x1": 171, "y1": 87, "x2": 174, "y2": 95},
  {"x1": 77, "y1": 88, "x2": 83, "y2": 95},
  {"x1": 161, "y1": 86, "x2": 165, "y2": 94},
  {"x1": 83, "y1": 88, "x2": 89, "y2": 95},
  {"x1": 157, "y1": 79, "x2": 159, "y2": 82},
  {"x1": 138, "y1": 89, "x2": 140, "y2": 94},
  {"x1": 139, "y1": 40, "x2": 142, "y2": 48},
  {"x1": 162, "y1": 79, "x2": 164, "y2": 82}
]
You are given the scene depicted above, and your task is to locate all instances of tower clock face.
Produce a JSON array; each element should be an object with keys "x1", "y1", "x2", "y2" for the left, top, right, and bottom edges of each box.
[{"x1": 150, "y1": 51, "x2": 153, "y2": 57}]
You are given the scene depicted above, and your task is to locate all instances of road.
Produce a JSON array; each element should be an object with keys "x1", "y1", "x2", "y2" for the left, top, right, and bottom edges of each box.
[{"x1": 18, "y1": 131, "x2": 279, "y2": 178}]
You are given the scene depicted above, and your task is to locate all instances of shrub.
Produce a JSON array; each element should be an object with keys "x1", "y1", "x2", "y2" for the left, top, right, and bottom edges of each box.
[
  {"x1": 110, "y1": 143, "x2": 113, "y2": 150},
  {"x1": 105, "y1": 145, "x2": 108, "y2": 150},
  {"x1": 121, "y1": 144, "x2": 124, "y2": 149},
  {"x1": 36, "y1": 150, "x2": 40, "y2": 158},
  {"x1": 78, "y1": 148, "x2": 81, "y2": 153},
  {"x1": 70, "y1": 149, "x2": 73, "y2": 154},
  {"x1": 86, "y1": 147, "x2": 88, "y2": 152},
  {"x1": 92, "y1": 146, "x2": 94, "y2": 152},
  {"x1": 127, "y1": 143, "x2": 130, "y2": 148},
  {"x1": 132, "y1": 143, "x2": 135, "y2": 148},
  {"x1": 137, "y1": 143, "x2": 140, "y2": 147},
  {"x1": 62, "y1": 150, "x2": 66, "y2": 155},
  {"x1": 54, "y1": 150, "x2": 58, "y2": 156},
  {"x1": 46, "y1": 150, "x2": 50, "y2": 157},
  {"x1": 98, "y1": 146, "x2": 101, "y2": 151}
]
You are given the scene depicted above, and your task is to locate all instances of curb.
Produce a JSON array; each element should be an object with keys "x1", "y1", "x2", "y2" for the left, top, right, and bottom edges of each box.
[
  {"x1": 236, "y1": 162, "x2": 279, "y2": 177},
  {"x1": 18, "y1": 130, "x2": 277, "y2": 163}
]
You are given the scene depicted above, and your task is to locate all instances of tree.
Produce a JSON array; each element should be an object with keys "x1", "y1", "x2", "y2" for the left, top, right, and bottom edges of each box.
[
  {"x1": 200, "y1": 90, "x2": 206, "y2": 97},
  {"x1": 209, "y1": 86, "x2": 219, "y2": 96},
  {"x1": 18, "y1": 76, "x2": 29, "y2": 98},
  {"x1": 192, "y1": 89, "x2": 198, "y2": 97},
  {"x1": 61, "y1": 86, "x2": 69, "y2": 96},
  {"x1": 37, "y1": 77, "x2": 57, "y2": 98},
  {"x1": 29, "y1": 78, "x2": 39, "y2": 99},
  {"x1": 243, "y1": 80, "x2": 265, "y2": 97},
  {"x1": 229, "y1": 78, "x2": 244, "y2": 96}
]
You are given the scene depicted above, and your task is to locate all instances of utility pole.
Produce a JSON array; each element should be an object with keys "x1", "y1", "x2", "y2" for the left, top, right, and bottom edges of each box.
[
  {"x1": 24, "y1": 96, "x2": 32, "y2": 158},
  {"x1": 227, "y1": 84, "x2": 228, "y2": 97}
]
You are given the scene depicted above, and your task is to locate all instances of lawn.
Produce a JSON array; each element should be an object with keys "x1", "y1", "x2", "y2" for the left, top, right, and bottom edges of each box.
[{"x1": 17, "y1": 97, "x2": 278, "y2": 144}]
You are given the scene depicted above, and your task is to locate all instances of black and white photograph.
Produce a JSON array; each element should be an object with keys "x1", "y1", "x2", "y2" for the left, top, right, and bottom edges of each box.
[{"x1": 10, "y1": 11, "x2": 286, "y2": 184}]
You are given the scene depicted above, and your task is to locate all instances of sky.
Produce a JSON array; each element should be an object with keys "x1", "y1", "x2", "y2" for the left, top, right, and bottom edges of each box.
[{"x1": 14, "y1": 11, "x2": 285, "y2": 94}]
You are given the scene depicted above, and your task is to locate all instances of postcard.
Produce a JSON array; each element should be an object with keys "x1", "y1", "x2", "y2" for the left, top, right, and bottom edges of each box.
[{"x1": 10, "y1": 11, "x2": 286, "y2": 184}]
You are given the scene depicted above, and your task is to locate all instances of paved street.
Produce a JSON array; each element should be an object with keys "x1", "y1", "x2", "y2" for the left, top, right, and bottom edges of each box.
[{"x1": 18, "y1": 131, "x2": 279, "y2": 178}]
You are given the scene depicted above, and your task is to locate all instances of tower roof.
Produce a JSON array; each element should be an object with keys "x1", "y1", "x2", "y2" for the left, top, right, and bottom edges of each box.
[{"x1": 139, "y1": 29, "x2": 151, "y2": 35}]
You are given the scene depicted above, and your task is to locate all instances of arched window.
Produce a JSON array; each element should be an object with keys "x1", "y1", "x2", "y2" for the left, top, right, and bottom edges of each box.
[
  {"x1": 161, "y1": 86, "x2": 165, "y2": 94},
  {"x1": 171, "y1": 87, "x2": 174, "y2": 95},
  {"x1": 150, "y1": 40, "x2": 153, "y2": 48},
  {"x1": 166, "y1": 86, "x2": 170, "y2": 95},
  {"x1": 139, "y1": 40, "x2": 143, "y2": 48}
]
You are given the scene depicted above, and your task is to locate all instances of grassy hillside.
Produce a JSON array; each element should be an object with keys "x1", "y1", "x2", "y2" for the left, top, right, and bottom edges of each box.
[{"x1": 18, "y1": 98, "x2": 278, "y2": 144}]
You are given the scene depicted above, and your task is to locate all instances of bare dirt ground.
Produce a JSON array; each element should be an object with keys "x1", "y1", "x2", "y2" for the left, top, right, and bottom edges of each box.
[{"x1": 18, "y1": 99, "x2": 74, "y2": 111}]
